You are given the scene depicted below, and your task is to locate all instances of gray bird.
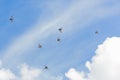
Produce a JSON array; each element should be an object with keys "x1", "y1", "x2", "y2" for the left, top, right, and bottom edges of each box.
[
  {"x1": 44, "y1": 65, "x2": 48, "y2": 69},
  {"x1": 9, "y1": 16, "x2": 14, "y2": 22},
  {"x1": 95, "y1": 31, "x2": 98, "y2": 34},
  {"x1": 58, "y1": 27, "x2": 63, "y2": 33},
  {"x1": 38, "y1": 44, "x2": 42, "y2": 48},
  {"x1": 57, "y1": 38, "x2": 61, "y2": 42}
]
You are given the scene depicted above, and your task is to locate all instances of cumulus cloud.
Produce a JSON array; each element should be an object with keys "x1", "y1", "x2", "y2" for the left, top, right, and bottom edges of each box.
[
  {"x1": 0, "y1": 69, "x2": 16, "y2": 80},
  {"x1": 65, "y1": 68, "x2": 86, "y2": 80},
  {"x1": 19, "y1": 64, "x2": 41, "y2": 80},
  {"x1": 0, "y1": 63, "x2": 63, "y2": 80},
  {"x1": 0, "y1": 63, "x2": 41, "y2": 80},
  {"x1": 66, "y1": 37, "x2": 120, "y2": 80}
]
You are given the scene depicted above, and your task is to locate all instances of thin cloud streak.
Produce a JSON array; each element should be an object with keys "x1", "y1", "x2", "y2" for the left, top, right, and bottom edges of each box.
[
  {"x1": 1, "y1": 0, "x2": 84, "y2": 62},
  {"x1": 2, "y1": 0, "x2": 120, "y2": 64}
]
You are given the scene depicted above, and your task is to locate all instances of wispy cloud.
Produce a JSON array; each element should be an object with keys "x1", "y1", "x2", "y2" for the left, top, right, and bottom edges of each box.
[
  {"x1": 1, "y1": 0, "x2": 100, "y2": 62},
  {"x1": 2, "y1": 0, "x2": 120, "y2": 62}
]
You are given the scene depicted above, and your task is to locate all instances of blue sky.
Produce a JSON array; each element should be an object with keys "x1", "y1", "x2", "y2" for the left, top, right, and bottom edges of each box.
[{"x1": 0, "y1": 0, "x2": 120, "y2": 80}]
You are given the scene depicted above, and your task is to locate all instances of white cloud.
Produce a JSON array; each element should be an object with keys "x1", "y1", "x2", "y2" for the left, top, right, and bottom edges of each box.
[
  {"x1": 0, "y1": 60, "x2": 16, "y2": 80},
  {"x1": 0, "y1": 69, "x2": 16, "y2": 80},
  {"x1": 19, "y1": 64, "x2": 41, "y2": 80},
  {"x1": 0, "y1": 63, "x2": 63, "y2": 80},
  {"x1": 65, "y1": 68, "x2": 86, "y2": 80},
  {"x1": 0, "y1": 63, "x2": 41, "y2": 80},
  {"x1": 66, "y1": 37, "x2": 120, "y2": 80}
]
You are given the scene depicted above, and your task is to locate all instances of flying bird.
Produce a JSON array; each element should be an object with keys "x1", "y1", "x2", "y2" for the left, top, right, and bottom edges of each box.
[
  {"x1": 95, "y1": 31, "x2": 98, "y2": 34},
  {"x1": 57, "y1": 38, "x2": 61, "y2": 42},
  {"x1": 38, "y1": 44, "x2": 42, "y2": 48},
  {"x1": 58, "y1": 27, "x2": 63, "y2": 33},
  {"x1": 44, "y1": 65, "x2": 48, "y2": 69},
  {"x1": 9, "y1": 16, "x2": 14, "y2": 22}
]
